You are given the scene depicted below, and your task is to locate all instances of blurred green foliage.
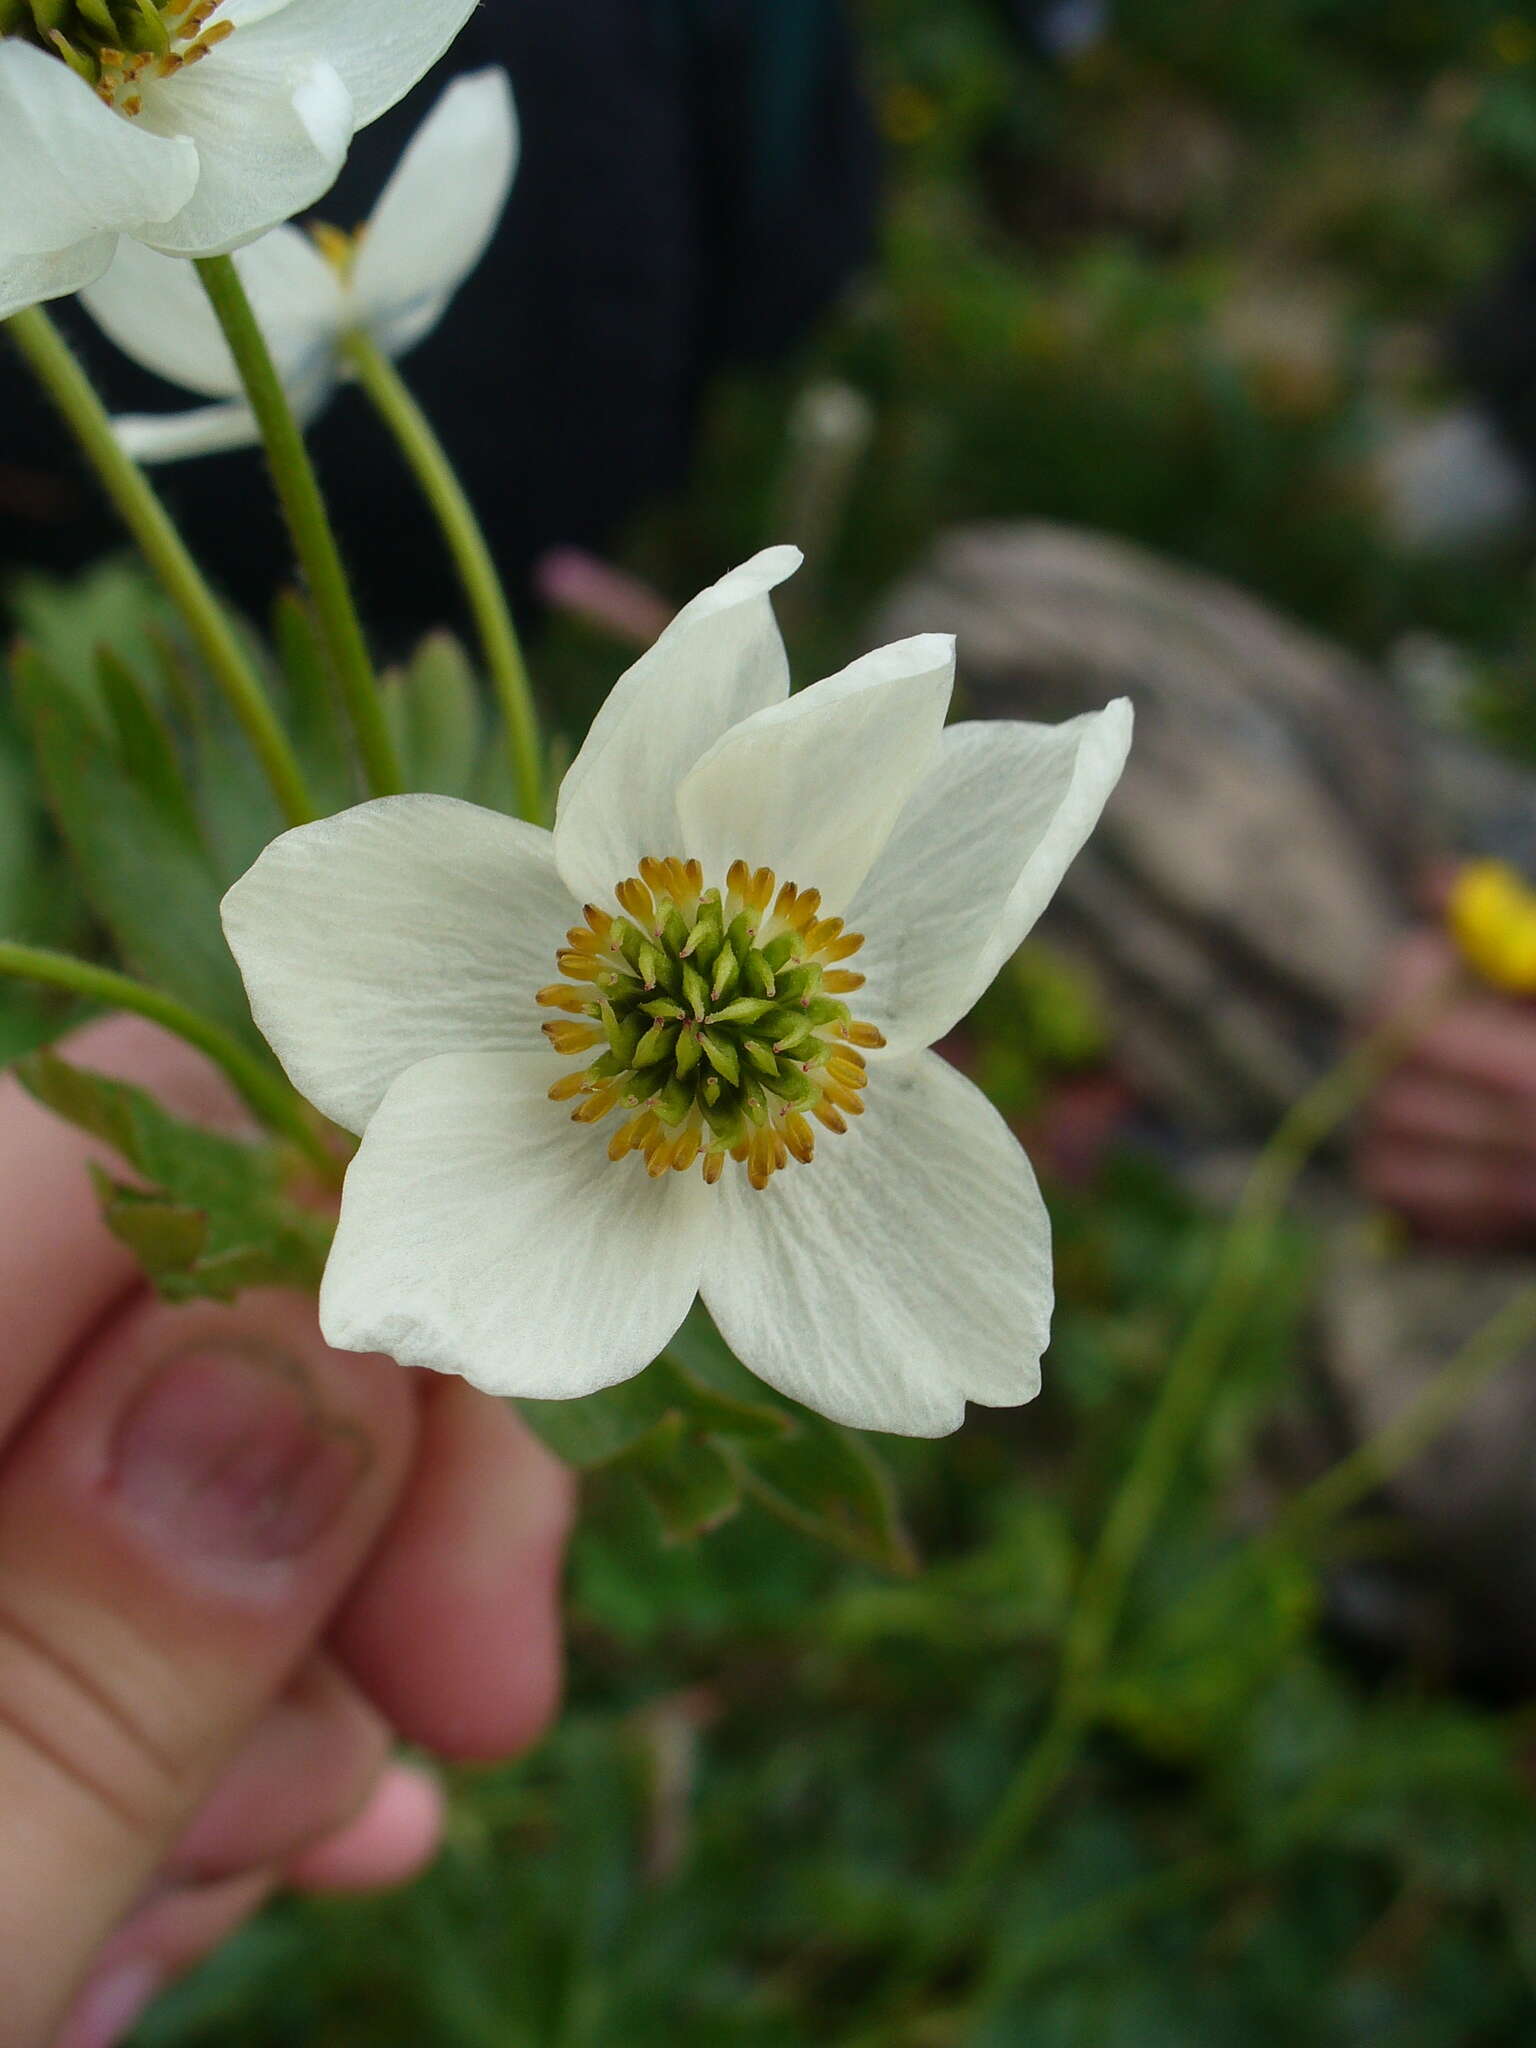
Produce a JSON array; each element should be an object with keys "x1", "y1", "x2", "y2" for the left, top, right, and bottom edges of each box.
[{"x1": 5, "y1": 0, "x2": 1536, "y2": 2038}]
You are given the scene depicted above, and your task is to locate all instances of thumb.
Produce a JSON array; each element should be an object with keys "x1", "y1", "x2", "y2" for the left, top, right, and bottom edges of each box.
[{"x1": 0, "y1": 1289, "x2": 415, "y2": 2048}]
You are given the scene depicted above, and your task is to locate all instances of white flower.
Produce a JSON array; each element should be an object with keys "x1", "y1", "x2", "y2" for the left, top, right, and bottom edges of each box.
[
  {"x1": 222, "y1": 550, "x2": 1133, "y2": 1437},
  {"x1": 79, "y1": 66, "x2": 516, "y2": 463},
  {"x1": 0, "y1": 0, "x2": 477, "y2": 322}
]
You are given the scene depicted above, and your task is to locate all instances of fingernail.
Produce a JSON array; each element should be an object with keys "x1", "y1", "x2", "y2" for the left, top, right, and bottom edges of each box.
[
  {"x1": 110, "y1": 1345, "x2": 367, "y2": 1567},
  {"x1": 53, "y1": 1958, "x2": 162, "y2": 2048}
]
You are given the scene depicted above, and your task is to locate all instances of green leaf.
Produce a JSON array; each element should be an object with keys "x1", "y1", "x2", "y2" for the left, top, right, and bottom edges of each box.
[
  {"x1": 393, "y1": 632, "x2": 483, "y2": 797},
  {"x1": 519, "y1": 1351, "x2": 793, "y2": 1546},
  {"x1": 95, "y1": 645, "x2": 203, "y2": 847},
  {"x1": 18, "y1": 1049, "x2": 331, "y2": 1305},
  {"x1": 272, "y1": 590, "x2": 355, "y2": 813},
  {"x1": 6, "y1": 557, "x2": 176, "y2": 714},
  {"x1": 608, "y1": 1412, "x2": 744, "y2": 1543},
  {"x1": 668, "y1": 1307, "x2": 918, "y2": 1574},
  {"x1": 11, "y1": 642, "x2": 255, "y2": 1041}
]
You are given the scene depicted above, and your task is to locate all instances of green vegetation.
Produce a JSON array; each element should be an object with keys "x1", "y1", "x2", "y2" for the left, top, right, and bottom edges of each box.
[{"x1": 9, "y1": 0, "x2": 1536, "y2": 2037}]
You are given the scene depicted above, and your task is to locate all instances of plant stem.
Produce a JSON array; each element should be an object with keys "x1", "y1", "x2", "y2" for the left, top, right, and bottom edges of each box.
[
  {"x1": 342, "y1": 327, "x2": 546, "y2": 823},
  {"x1": 923, "y1": 984, "x2": 1455, "y2": 1959},
  {"x1": 6, "y1": 306, "x2": 314, "y2": 829},
  {"x1": 0, "y1": 943, "x2": 333, "y2": 1175},
  {"x1": 194, "y1": 256, "x2": 402, "y2": 798},
  {"x1": 1273, "y1": 1281, "x2": 1536, "y2": 1550}
]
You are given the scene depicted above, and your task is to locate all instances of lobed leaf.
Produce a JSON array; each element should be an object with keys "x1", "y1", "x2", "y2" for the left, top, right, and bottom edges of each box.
[{"x1": 18, "y1": 1049, "x2": 331, "y2": 1305}]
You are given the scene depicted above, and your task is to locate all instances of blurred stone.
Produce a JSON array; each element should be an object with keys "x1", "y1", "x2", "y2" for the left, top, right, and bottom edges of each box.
[
  {"x1": 875, "y1": 521, "x2": 1536, "y2": 1680},
  {"x1": 1373, "y1": 403, "x2": 1532, "y2": 555},
  {"x1": 1322, "y1": 1222, "x2": 1536, "y2": 1686},
  {"x1": 874, "y1": 522, "x2": 1422, "y2": 1141}
]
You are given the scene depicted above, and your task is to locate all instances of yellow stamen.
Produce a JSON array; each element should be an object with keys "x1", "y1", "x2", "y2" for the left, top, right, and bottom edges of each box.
[
  {"x1": 615, "y1": 877, "x2": 654, "y2": 922},
  {"x1": 556, "y1": 951, "x2": 605, "y2": 982},
  {"x1": 543, "y1": 1019, "x2": 603, "y2": 1055},
  {"x1": 537, "y1": 983, "x2": 590, "y2": 1012},
  {"x1": 572, "y1": 1085, "x2": 623, "y2": 1124}
]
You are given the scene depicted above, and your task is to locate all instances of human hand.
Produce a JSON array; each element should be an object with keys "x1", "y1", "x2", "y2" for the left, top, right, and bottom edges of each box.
[
  {"x1": 0, "y1": 1018, "x2": 575, "y2": 2048},
  {"x1": 1355, "y1": 927, "x2": 1536, "y2": 1247}
]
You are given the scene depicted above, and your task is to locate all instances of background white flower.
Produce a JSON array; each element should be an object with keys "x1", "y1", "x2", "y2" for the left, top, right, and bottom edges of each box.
[
  {"x1": 0, "y1": 0, "x2": 477, "y2": 322},
  {"x1": 80, "y1": 67, "x2": 518, "y2": 464},
  {"x1": 222, "y1": 548, "x2": 1133, "y2": 1438}
]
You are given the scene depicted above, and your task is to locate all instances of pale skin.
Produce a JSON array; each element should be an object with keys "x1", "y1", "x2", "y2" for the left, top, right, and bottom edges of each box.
[
  {"x1": 0, "y1": 1017, "x2": 575, "y2": 2048},
  {"x1": 1357, "y1": 925, "x2": 1536, "y2": 1247}
]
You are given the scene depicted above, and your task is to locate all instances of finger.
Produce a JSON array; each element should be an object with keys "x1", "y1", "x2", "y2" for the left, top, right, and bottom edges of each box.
[
  {"x1": 1356, "y1": 1138, "x2": 1536, "y2": 1243},
  {"x1": 0, "y1": 1016, "x2": 245, "y2": 1449},
  {"x1": 1405, "y1": 1001, "x2": 1536, "y2": 1104},
  {"x1": 1363, "y1": 928, "x2": 1460, "y2": 1025},
  {"x1": 331, "y1": 1376, "x2": 574, "y2": 1760},
  {"x1": 286, "y1": 1760, "x2": 446, "y2": 1894},
  {"x1": 1362, "y1": 1072, "x2": 1529, "y2": 1154},
  {"x1": 170, "y1": 1653, "x2": 391, "y2": 1881},
  {"x1": 52, "y1": 1871, "x2": 274, "y2": 2048},
  {"x1": 0, "y1": 1290, "x2": 416, "y2": 2048}
]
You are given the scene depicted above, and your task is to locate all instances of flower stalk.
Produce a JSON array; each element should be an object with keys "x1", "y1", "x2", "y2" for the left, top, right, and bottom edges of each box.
[
  {"x1": 0, "y1": 942, "x2": 335, "y2": 1174},
  {"x1": 194, "y1": 253, "x2": 403, "y2": 798},
  {"x1": 915, "y1": 976, "x2": 1462, "y2": 1969},
  {"x1": 342, "y1": 325, "x2": 545, "y2": 823},
  {"x1": 5, "y1": 303, "x2": 315, "y2": 828}
]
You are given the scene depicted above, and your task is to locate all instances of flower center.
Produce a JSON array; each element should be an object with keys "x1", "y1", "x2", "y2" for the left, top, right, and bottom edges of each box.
[
  {"x1": 2, "y1": 0, "x2": 232, "y2": 116},
  {"x1": 538, "y1": 857, "x2": 885, "y2": 1188}
]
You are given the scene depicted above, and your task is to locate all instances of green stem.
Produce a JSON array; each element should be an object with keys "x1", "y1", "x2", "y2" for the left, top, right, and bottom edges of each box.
[
  {"x1": 0, "y1": 943, "x2": 334, "y2": 1176},
  {"x1": 923, "y1": 981, "x2": 1456, "y2": 1960},
  {"x1": 194, "y1": 256, "x2": 401, "y2": 798},
  {"x1": 1273, "y1": 1281, "x2": 1536, "y2": 1550},
  {"x1": 342, "y1": 327, "x2": 545, "y2": 824},
  {"x1": 6, "y1": 306, "x2": 314, "y2": 829}
]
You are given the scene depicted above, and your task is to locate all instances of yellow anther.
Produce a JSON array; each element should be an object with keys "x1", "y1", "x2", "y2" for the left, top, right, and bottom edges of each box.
[
  {"x1": 556, "y1": 950, "x2": 605, "y2": 981},
  {"x1": 843, "y1": 1020, "x2": 885, "y2": 1048},
  {"x1": 543, "y1": 1019, "x2": 603, "y2": 1056},
  {"x1": 823, "y1": 931, "x2": 864, "y2": 962},
  {"x1": 572, "y1": 1084, "x2": 623, "y2": 1124},
  {"x1": 783, "y1": 1112, "x2": 816, "y2": 1163},
  {"x1": 548, "y1": 1072, "x2": 588, "y2": 1102},
  {"x1": 537, "y1": 982, "x2": 590, "y2": 1011},
  {"x1": 823, "y1": 969, "x2": 865, "y2": 994},
  {"x1": 615, "y1": 877, "x2": 654, "y2": 922}
]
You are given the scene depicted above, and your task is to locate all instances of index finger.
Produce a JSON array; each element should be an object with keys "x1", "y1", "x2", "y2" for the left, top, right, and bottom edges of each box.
[{"x1": 0, "y1": 1014, "x2": 243, "y2": 1448}]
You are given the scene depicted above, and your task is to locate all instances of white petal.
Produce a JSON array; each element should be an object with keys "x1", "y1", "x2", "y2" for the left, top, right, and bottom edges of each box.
[
  {"x1": 852, "y1": 702, "x2": 1133, "y2": 1055},
  {"x1": 221, "y1": 0, "x2": 479, "y2": 129},
  {"x1": 0, "y1": 233, "x2": 116, "y2": 322},
  {"x1": 83, "y1": 236, "x2": 232, "y2": 396},
  {"x1": 112, "y1": 402, "x2": 264, "y2": 463},
  {"x1": 83, "y1": 226, "x2": 341, "y2": 400},
  {"x1": 0, "y1": 42, "x2": 197, "y2": 255},
  {"x1": 350, "y1": 68, "x2": 518, "y2": 359},
  {"x1": 137, "y1": 55, "x2": 354, "y2": 256},
  {"x1": 321, "y1": 1050, "x2": 708, "y2": 1396},
  {"x1": 221, "y1": 795, "x2": 575, "y2": 1134},
  {"x1": 553, "y1": 547, "x2": 802, "y2": 903},
  {"x1": 675, "y1": 633, "x2": 954, "y2": 915},
  {"x1": 702, "y1": 1051, "x2": 1051, "y2": 1437}
]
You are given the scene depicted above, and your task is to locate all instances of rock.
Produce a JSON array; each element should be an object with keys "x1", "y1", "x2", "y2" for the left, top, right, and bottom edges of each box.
[{"x1": 874, "y1": 522, "x2": 1424, "y2": 1140}]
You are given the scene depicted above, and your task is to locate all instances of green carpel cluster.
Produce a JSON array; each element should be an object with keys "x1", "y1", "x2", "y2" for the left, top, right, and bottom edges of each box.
[
  {"x1": 3, "y1": 0, "x2": 227, "y2": 97},
  {"x1": 539, "y1": 856, "x2": 881, "y2": 1187}
]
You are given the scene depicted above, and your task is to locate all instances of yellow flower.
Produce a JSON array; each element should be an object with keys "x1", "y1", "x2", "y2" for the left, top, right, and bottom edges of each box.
[{"x1": 1447, "y1": 859, "x2": 1536, "y2": 994}]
